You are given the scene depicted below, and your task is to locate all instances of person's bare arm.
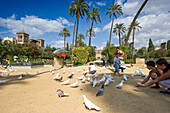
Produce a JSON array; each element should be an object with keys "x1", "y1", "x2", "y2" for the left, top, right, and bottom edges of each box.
[
  {"x1": 137, "y1": 70, "x2": 170, "y2": 87},
  {"x1": 156, "y1": 67, "x2": 162, "y2": 76}
]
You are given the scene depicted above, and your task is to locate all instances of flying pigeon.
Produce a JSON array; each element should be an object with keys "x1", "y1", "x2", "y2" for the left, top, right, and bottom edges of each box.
[
  {"x1": 68, "y1": 72, "x2": 74, "y2": 78},
  {"x1": 70, "y1": 80, "x2": 79, "y2": 87},
  {"x1": 96, "y1": 84, "x2": 104, "y2": 96},
  {"x1": 18, "y1": 75, "x2": 22, "y2": 80},
  {"x1": 116, "y1": 80, "x2": 124, "y2": 89},
  {"x1": 5, "y1": 73, "x2": 10, "y2": 77},
  {"x1": 82, "y1": 95, "x2": 101, "y2": 111},
  {"x1": 56, "y1": 89, "x2": 69, "y2": 97},
  {"x1": 104, "y1": 77, "x2": 115, "y2": 86},
  {"x1": 123, "y1": 75, "x2": 128, "y2": 81},
  {"x1": 98, "y1": 75, "x2": 106, "y2": 83},
  {"x1": 56, "y1": 77, "x2": 63, "y2": 82},
  {"x1": 0, "y1": 80, "x2": 6, "y2": 84},
  {"x1": 82, "y1": 77, "x2": 86, "y2": 83},
  {"x1": 78, "y1": 75, "x2": 84, "y2": 80},
  {"x1": 61, "y1": 79, "x2": 70, "y2": 85},
  {"x1": 53, "y1": 73, "x2": 60, "y2": 80}
]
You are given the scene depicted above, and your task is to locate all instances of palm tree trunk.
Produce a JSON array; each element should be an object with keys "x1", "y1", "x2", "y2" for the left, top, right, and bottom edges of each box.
[
  {"x1": 125, "y1": 0, "x2": 148, "y2": 46},
  {"x1": 75, "y1": 12, "x2": 79, "y2": 47},
  {"x1": 132, "y1": 28, "x2": 135, "y2": 61},
  {"x1": 119, "y1": 31, "x2": 121, "y2": 46},
  {"x1": 71, "y1": 17, "x2": 77, "y2": 62},
  {"x1": 80, "y1": 38, "x2": 81, "y2": 47},
  {"x1": 109, "y1": 16, "x2": 114, "y2": 46},
  {"x1": 89, "y1": 20, "x2": 94, "y2": 57},
  {"x1": 64, "y1": 35, "x2": 66, "y2": 49}
]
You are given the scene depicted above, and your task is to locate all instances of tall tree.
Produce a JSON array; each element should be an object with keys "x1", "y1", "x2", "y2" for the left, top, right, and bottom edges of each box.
[
  {"x1": 68, "y1": 0, "x2": 89, "y2": 47},
  {"x1": 131, "y1": 21, "x2": 142, "y2": 60},
  {"x1": 106, "y1": 2, "x2": 123, "y2": 46},
  {"x1": 167, "y1": 40, "x2": 170, "y2": 50},
  {"x1": 148, "y1": 38, "x2": 155, "y2": 52},
  {"x1": 86, "y1": 8, "x2": 101, "y2": 47},
  {"x1": 77, "y1": 34, "x2": 85, "y2": 47},
  {"x1": 113, "y1": 23, "x2": 126, "y2": 46},
  {"x1": 125, "y1": 0, "x2": 148, "y2": 46},
  {"x1": 59, "y1": 28, "x2": 71, "y2": 49}
]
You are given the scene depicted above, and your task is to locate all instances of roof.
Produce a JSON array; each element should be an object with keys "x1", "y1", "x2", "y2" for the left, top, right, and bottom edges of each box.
[{"x1": 16, "y1": 32, "x2": 29, "y2": 36}]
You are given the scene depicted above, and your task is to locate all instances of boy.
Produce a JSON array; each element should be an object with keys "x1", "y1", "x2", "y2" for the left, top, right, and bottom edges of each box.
[
  {"x1": 89, "y1": 63, "x2": 97, "y2": 74},
  {"x1": 137, "y1": 58, "x2": 170, "y2": 95},
  {"x1": 136, "y1": 61, "x2": 162, "y2": 88},
  {"x1": 114, "y1": 52, "x2": 120, "y2": 75},
  {"x1": 5, "y1": 59, "x2": 11, "y2": 69}
]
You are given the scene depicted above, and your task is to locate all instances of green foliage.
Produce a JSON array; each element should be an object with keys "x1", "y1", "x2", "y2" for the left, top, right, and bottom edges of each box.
[
  {"x1": 167, "y1": 49, "x2": 170, "y2": 57},
  {"x1": 72, "y1": 47, "x2": 90, "y2": 64},
  {"x1": 89, "y1": 57, "x2": 96, "y2": 62},
  {"x1": 136, "y1": 47, "x2": 147, "y2": 58},
  {"x1": 149, "y1": 49, "x2": 167, "y2": 58},
  {"x1": 167, "y1": 40, "x2": 170, "y2": 50},
  {"x1": 148, "y1": 38, "x2": 155, "y2": 52}
]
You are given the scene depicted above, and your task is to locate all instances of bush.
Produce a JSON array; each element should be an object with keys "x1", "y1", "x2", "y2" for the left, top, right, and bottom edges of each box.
[
  {"x1": 72, "y1": 47, "x2": 90, "y2": 64},
  {"x1": 89, "y1": 57, "x2": 96, "y2": 62},
  {"x1": 167, "y1": 49, "x2": 170, "y2": 57}
]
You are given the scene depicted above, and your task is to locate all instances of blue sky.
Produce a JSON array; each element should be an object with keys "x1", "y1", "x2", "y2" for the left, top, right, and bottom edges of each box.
[{"x1": 0, "y1": 0, "x2": 170, "y2": 50}]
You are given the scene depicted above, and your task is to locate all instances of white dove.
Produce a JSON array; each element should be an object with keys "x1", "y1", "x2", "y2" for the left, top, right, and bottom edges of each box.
[
  {"x1": 15, "y1": 69, "x2": 17, "y2": 72},
  {"x1": 104, "y1": 73, "x2": 113, "y2": 79},
  {"x1": 70, "y1": 80, "x2": 79, "y2": 87},
  {"x1": 53, "y1": 73, "x2": 60, "y2": 80},
  {"x1": 82, "y1": 95, "x2": 101, "y2": 111},
  {"x1": 61, "y1": 79, "x2": 70, "y2": 85},
  {"x1": 93, "y1": 78, "x2": 97, "y2": 87},
  {"x1": 0, "y1": 80, "x2": 6, "y2": 84},
  {"x1": 116, "y1": 80, "x2": 124, "y2": 89},
  {"x1": 77, "y1": 69, "x2": 81, "y2": 72},
  {"x1": 51, "y1": 71, "x2": 54, "y2": 75},
  {"x1": 98, "y1": 75, "x2": 106, "y2": 83},
  {"x1": 104, "y1": 77, "x2": 115, "y2": 86},
  {"x1": 78, "y1": 75, "x2": 84, "y2": 80},
  {"x1": 3, "y1": 70, "x2": 8, "y2": 73},
  {"x1": 82, "y1": 77, "x2": 86, "y2": 83},
  {"x1": 131, "y1": 74, "x2": 134, "y2": 78},
  {"x1": 50, "y1": 69, "x2": 52, "y2": 72},
  {"x1": 93, "y1": 73, "x2": 97, "y2": 78},
  {"x1": 5, "y1": 73, "x2": 10, "y2": 77},
  {"x1": 9, "y1": 68, "x2": 13, "y2": 72},
  {"x1": 18, "y1": 76, "x2": 22, "y2": 80},
  {"x1": 123, "y1": 75, "x2": 128, "y2": 81},
  {"x1": 82, "y1": 67, "x2": 85, "y2": 70},
  {"x1": 62, "y1": 70, "x2": 65, "y2": 73},
  {"x1": 56, "y1": 89, "x2": 69, "y2": 97},
  {"x1": 26, "y1": 72, "x2": 30, "y2": 75}
]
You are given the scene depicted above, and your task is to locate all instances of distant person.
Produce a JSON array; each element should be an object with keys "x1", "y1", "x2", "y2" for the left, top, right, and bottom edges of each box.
[
  {"x1": 136, "y1": 61, "x2": 162, "y2": 88},
  {"x1": 102, "y1": 54, "x2": 105, "y2": 66},
  {"x1": 119, "y1": 58, "x2": 126, "y2": 72},
  {"x1": 5, "y1": 59, "x2": 11, "y2": 69},
  {"x1": 114, "y1": 47, "x2": 124, "y2": 57},
  {"x1": 89, "y1": 63, "x2": 97, "y2": 74},
  {"x1": 114, "y1": 52, "x2": 120, "y2": 75},
  {"x1": 136, "y1": 58, "x2": 170, "y2": 95}
]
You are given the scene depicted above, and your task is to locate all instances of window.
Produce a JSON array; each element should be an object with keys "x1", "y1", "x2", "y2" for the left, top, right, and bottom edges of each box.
[{"x1": 18, "y1": 36, "x2": 22, "y2": 39}]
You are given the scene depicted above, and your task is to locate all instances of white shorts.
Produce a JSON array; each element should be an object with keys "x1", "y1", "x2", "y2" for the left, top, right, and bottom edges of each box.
[{"x1": 159, "y1": 79, "x2": 170, "y2": 88}]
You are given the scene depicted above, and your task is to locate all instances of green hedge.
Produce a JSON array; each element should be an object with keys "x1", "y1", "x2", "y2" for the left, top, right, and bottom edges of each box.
[
  {"x1": 104, "y1": 46, "x2": 127, "y2": 63},
  {"x1": 72, "y1": 47, "x2": 90, "y2": 64}
]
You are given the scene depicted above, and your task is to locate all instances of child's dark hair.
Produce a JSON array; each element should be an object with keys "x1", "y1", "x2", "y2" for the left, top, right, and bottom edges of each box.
[
  {"x1": 115, "y1": 52, "x2": 119, "y2": 55},
  {"x1": 156, "y1": 58, "x2": 168, "y2": 66},
  {"x1": 90, "y1": 63, "x2": 94, "y2": 65},
  {"x1": 117, "y1": 47, "x2": 119, "y2": 49},
  {"x1": 146, "y1": 61, "x2": 155, "y2": 67}
]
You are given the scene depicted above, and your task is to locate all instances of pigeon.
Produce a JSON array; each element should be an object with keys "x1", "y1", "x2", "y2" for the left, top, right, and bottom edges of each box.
[
  {"x1": 54, "y1": 68, "x2": 57, "y2": 70},
  {"x1": 68, "y1": 72, "x2": 74, "y2": 78},
  {"x1": 83, "y1": 72, "x2": 87, "y2": 76},
  {"x1": 139, "y1": 70, "x2": 144, "y2": 75},
  {"x1": 82, "y1": 77, "x2": 86, "y2": 83},
  {"x1": 18, "y1": 76, "x2": 22, "y2": 80},
  {"x1": 56, "y1": 89, "x2": 69, "y2": 97},
  {"x1": 78, "y1": 75, "x2": 84, "y2": 80},
  {"x1": 93, "y1": 78, "x2": 97, "y2": 87},
  {"x1": 53, "y1": 73, "x2": 60, "y2": 80},
  {"x1": 93, "y1": 73, "x2": 97, "y2": 78},
  {"x1": 9, "y1": 68, "x2": 13, "y2": 72},
  {"x1": 26, "y1": 72, "x2": 30, "y2": 75},
  {"x1": 0, "y1": 80, "x2": 6, "y2": 84},
  {"x1": 77, "y1": 69, "x2": 81, "y2": 72},
  {"x1": 15, "y1": 69, "x2": 17, "y2": 72},
  {"x1": 82, "y1": 95, "x2": 101, "y2": 111},
  {"x1": 51, "y1": 71, "x2": 54, "y2": 75},
  {"x1": 83, "y1": 67, "x2": 85, "y2": 71},
  {"x1": 3, "y1": 70, "x2": 8, "y2": 73},
  {"x1": 116, "y1": 80, "x2": 124, "y2": 89},
  {"x1": 56, "y1": 77, "x2": 63, "y2": 82},
  {"x1": 22, "y1": 74, "x2": 26, "y2": 77},
  {"x1": 37, "y1": 71, "x2": 39, "y2": 75},
  {"x1": 104, "y1": 73, "x2": 113, "y2": 79},
  {"x1": 100, "y1": 68, "x2": 102, "y2": 72},
  {"x1": 61, "y1": 79, "x2": 70, "y2": 85},
  {"x1": 5, "y1": 73, "x2": 10, "y2": 77},
  {"x1": 104, "y1": 77, "x2": 115, "y2": 86},
  {"x1": 96, "y1": 84, "x2": 104, "y2": 96},
  {"x1": 123, "y1": 75, "x2": 128, "y2": 81},
  {"x1": 62, "y1": 70, "x2": 65, "y2": 74},
  {"x1": 98, "y1": 75, "x2": 106, "y2": 83},
  {"x1": 87, "y1": 76, "x2": 91, "y2": 82},
  {"x1": 50, "y1": 69, "x2": 52, "y2": 72},
  {"x1": 70, "y1": 80, "x2": 79, "y2": 87},
  {"x1": 131, "y1": 74, "x2": 134, "y2": 78}
]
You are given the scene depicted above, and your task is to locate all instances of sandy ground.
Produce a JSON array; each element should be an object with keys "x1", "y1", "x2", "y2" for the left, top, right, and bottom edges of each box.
[{"x1": 0, "y1": 64, "x2": 170, "y2": 113}]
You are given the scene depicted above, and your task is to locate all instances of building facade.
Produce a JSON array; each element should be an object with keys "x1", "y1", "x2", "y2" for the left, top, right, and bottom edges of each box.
[{"x1": 95, "y1": 50, "x2": 103, "y2": 60}]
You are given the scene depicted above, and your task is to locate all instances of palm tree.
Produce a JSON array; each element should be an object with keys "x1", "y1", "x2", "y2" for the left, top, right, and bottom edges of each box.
[
  {"x1": 69, "y1": 0, "x2": 89, "y2": 47},
  {"x1": 106, "y1": 2, "x2": 123, "y2": 46},
  {"x1": 86, "y1": 8, "x2": 101, "y2": 47},
  {"x1": 59, "y1": 28, "x2": 71, "y2": 49},
  {"x1": 113, "y1": 23, "x2": 126, "y2": 46},
  {"x1": 86, "y1": 27, "x2": 95, "y2": 39},
  {"x1": 125, "y1": 0, "x2": 148, "y2": 46},
  {"x1": 77, "y1": 34, "x2": 85, "y2": 47},
  {"x1": 131, "y1": 21, "x2": 142, "y2": 60}
]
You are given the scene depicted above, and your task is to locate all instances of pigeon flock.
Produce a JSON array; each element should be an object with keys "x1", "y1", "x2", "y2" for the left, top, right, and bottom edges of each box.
[{"x1": 0, "y1": 65, "x2": 146, "y2": 111}]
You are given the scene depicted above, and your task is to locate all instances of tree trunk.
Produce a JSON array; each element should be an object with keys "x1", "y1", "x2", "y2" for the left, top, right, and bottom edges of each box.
[
  {"x1": 71, "y1": 17, "x2": 77, "y2": 62},
  {"x1": 119, "y1": 31, "x2": 121, "y2": 46},
  {"x1": 89, "y1": 20, "x2": 94, "y2": 57},
  {"x1": 132, "y1": 28, "x2": 135, "y2": 61},
  {"x1": 109, "y1": 16, "x2": 115, "y2": 46},
  {"x1": 64, "y1": 35, "x2": 66, "y2": 49},
  {"x1": 125, "y1": 0, "x2": 148, "y2": 46},
  {"x1": 75, "y1": 12, "x2": 79, "y2": 47}
]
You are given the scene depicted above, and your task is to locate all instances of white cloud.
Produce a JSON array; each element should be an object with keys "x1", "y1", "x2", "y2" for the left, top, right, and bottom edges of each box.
[
  {"x1": 0, "y1": 15, "x2": 73, "y2": 37},
  {"x1": 96, "y1": 41, "x2": 106, "y2": 50},
  {"x1": 93, "y1": 27, "x2": 101, "y2": 33},
  {"x1": 51, "y1": 40, "x2": 64, "y2": 49},
  {"x1": 96, "y1": 2, "x2": 106, "y2": 6},
  {"x1": 88, "y1": 1, "x2": 93, "y2": 6}
]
